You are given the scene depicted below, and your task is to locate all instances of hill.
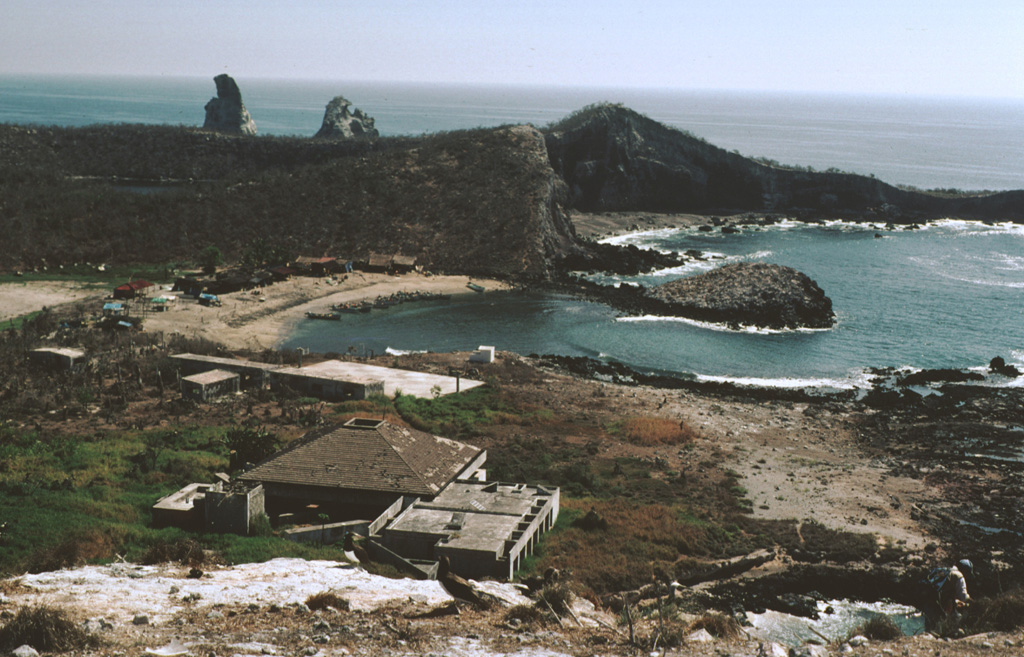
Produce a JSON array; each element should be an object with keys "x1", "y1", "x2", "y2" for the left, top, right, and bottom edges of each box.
[
  {"x1": 544, "y1": 103, "x2": 1024, "y2": 221},
  {"x1": 0, "y1": 123, "x2": 578, "y2": 277},
  {"x1": 2, "y1": 103, "x2": 1023, "y2": 276}
]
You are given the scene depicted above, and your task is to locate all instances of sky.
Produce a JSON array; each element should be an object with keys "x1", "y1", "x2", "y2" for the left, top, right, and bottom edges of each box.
[{"x1": 2, "y1": 0, "x2": 1022, "y2": 98}]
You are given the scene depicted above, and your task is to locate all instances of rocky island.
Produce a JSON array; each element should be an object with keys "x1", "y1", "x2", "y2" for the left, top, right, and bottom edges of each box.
[{"x1": 648, "y1": 262, "x2": 835, "y2": 330}]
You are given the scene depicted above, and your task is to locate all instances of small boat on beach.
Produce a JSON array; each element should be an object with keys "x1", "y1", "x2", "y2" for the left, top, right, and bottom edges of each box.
[
  {"x1": 305, "y1": 311, "x2": 340, "y2": 321},
  {"x1": 467, "y1": 282, "x2": 485, "y2": 293}
]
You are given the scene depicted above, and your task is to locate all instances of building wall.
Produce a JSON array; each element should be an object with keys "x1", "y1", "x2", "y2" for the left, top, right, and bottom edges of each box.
[
  {"x1": 204, "y1": 484, "x2": 265, "y2": 535},
  {"x1": 270, "y1": 373, "x2": 384, "y2": 401}
]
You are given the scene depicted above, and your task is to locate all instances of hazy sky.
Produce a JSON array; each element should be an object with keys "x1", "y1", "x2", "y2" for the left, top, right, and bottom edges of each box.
[{"x1": 3, "y1": 0, "x2": 1022, "y2": 98}]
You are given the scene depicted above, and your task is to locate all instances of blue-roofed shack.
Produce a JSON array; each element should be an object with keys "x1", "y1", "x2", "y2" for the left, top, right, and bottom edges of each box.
[{"x1": 102, "y1": 302, "x2": 125, "y2": 317}]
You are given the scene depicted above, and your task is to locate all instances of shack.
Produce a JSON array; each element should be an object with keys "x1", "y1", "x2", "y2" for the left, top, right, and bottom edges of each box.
[
  {"x1": 365, "y1": 253, "x2": 391, "y2": 273},
  {"x1": 294, "y1": 256, "x2": 339, "y2": 276},
  {"x1": 102, "y1": 302, "x2": 125, "y2": 317},
  {"x1": 29, "y1": 347, "x2": 87, "y2": 371},
  {"x1": 391, "y1": 255, "x2": 417, "y2": 273},
  {"x1": 113, "y1": 280, "x2": 153, "y2": 300},
  {"x1": 181, "y1": 369, "x2": 240, "y2": 402}
]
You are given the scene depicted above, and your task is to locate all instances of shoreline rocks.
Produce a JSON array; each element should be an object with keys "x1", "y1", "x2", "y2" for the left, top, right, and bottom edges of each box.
[{"x1": 648, "y1": 262, "x2": 835, "y2": 330}]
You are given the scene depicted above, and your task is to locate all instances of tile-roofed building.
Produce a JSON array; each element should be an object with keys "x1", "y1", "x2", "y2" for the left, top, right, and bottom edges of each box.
[{"x1": 238, "y1": 418, "x2": 486, "y2": 518}]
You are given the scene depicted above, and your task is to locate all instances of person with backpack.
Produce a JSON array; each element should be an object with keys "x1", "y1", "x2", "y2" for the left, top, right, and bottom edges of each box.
[{"x1": 922, "y1": 559, "x2": 973, "y2": 635}]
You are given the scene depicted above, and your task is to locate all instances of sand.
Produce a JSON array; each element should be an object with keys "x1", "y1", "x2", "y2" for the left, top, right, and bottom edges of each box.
[
  {"x1": 140, "y1": 272, "x2": 510, "y2": 350},
  {"x1": 0, "y1": 280, "x2": 103, "y2": 324}
]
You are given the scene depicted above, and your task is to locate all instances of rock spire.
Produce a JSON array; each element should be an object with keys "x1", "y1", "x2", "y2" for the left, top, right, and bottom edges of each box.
[
  {"x1": 203, "y1": 74, "x2": 257, "y2": 135},
  {"x1": 315, "y1": 96, "x2": 378, "y2": 140}
]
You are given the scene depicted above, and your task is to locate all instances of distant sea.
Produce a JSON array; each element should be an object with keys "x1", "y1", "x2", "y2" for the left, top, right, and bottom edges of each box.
[
  {"x1": 2, "y1": 74, "x2": 1024, "y2": 191},
  {"x1": 3, "y1": 74, "x2": 1023, "y2": 388}
]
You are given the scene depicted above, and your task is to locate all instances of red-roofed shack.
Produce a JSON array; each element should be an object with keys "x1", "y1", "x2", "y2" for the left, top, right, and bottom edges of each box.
[
  {"x1": 113, "y1": 280, "x2": 154, "y2": 299},
  {"x1": 294, "y1": 256, "x2": 339, "y2": 276}
]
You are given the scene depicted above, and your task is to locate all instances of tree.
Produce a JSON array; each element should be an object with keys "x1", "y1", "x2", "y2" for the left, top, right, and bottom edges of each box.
[
  {"x1": 198, "y1": 245, "x2": 223, "y2": 275},
  {"x1": 224, "y1": 420, "x2": 281, "y2": 470}
]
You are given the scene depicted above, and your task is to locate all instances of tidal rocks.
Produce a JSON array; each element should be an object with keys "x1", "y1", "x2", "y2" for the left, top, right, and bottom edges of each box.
[
  {"x1": 648, "y1": 262, "x2": 835, "y2": 330},
  {"x1": 314, "y1": 96, "x2": 379, "y2": 140},
  {"x1": 203, "y1": 74, "x2": 257, "y2": 135}
]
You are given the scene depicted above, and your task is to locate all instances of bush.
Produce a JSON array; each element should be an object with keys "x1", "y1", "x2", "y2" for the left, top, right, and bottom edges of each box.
[
  {"x1": 24, "y1": 528, "x2": 116, "y2": 574},
  {"x1": 965, "y1": 589, "x2": 1024, "y2": 632},
  {"x1": 0, "y1": 606, "x2": 97, "y2": 652},
  {"x1": 506, "y1": 604, "x2": 546, "y2": 626},
  {"x1": 685, "y1": 612, "x2": 743, "y2": 639},
  {"x1": 139, "y1": 538, "x2": 206, "y2": 567},
  {"x1": 853, "y1": 615, "x2": 903, "y2": 641},
  {"x1": 305, "y1": 592, "x2": 350, "y2": 612}
]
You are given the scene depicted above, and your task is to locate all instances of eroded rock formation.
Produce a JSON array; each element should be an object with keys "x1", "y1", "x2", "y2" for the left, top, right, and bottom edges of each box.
[
  {"x1": 314, "y1": 96, "x2": 378, "y2": 140},
  {"x1": 203, "y1": 74, "x2": 257, "y2": 135},
  {"x1": 649, "y1": 262, "x2": 835, "y2": 330}
]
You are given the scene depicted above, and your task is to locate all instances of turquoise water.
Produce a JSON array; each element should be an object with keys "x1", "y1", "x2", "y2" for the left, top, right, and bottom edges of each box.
[{"x1": 281, "y1": 220, "x2": 1024, "y2": 388}]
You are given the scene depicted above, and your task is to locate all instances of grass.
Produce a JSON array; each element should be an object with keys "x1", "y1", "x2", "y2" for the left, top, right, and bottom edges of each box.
[
  {"x1": 394, "y1": 387, "x2": 553, "y2": 438},
  {"x1": 852, "y1": 616, "x2": 903, "y2": 641},
  {"x1": 963, "y1": 589, "x2": 1024, "y2": 632},
  {"x1": 608, "y1": 416, "x2": 699, "y2": 446}
]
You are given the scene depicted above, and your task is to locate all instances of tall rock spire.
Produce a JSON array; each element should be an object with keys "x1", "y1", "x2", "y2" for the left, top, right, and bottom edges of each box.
[{"x1": 203, "y1": 74, "x2": 257, "y2": 135}]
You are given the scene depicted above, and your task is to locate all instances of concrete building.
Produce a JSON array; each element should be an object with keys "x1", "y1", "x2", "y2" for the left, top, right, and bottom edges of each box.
[
  {"x1": 30, "y1": 347, "x2": 87, "y2": 371},
  {"x1": 271, "y1": 360, "x2": 484, "y2": 399},
  {"x1": 170, "y1": 353, "x2": 280, "y2": 389},
  {"x1": 181, "y1": 369, "x2": 240, "y2": 402},
  {"x1": 380, "y1": 481, "x2": 559, "y2": 580},
  {"x1": 469, "y1": 346, "x2": 495, "y2": 364},
  {"x1": 153, "y1": 478, "x2": 265, "y2": 534},
  {"x1": 270, "y1": 361, "x2": 385, "y2": 401},
  {"x1": 238, "y1": 418, "x2": 486, "y2": 521}
]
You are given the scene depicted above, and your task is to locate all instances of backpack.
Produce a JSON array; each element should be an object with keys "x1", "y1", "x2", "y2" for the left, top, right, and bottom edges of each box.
[{"x1": 922, "y1": 567, "x2": 950, "y2": 600}]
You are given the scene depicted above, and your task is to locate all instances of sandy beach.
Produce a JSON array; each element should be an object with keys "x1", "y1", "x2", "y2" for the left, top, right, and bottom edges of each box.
[
  {"x1": 140, "y1": 272, "x2": 510, "y2": 350},
  {"x1": 0, "y1": 273, "x2": 509, "y2": 349}
]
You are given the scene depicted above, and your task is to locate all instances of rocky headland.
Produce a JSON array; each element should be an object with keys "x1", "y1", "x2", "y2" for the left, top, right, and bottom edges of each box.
[
  {"x1": 648, "y1": 262, "x2": 835, "y2": 330},
  {"x1": 202, "y1": 74, "x2": 257, "y2": 135},
  {"x1": 314, "y1": 96, "x2": 379, "y2": 140}
]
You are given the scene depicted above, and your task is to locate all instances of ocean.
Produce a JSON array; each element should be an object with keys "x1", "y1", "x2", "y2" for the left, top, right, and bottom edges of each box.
[{"x1": 2, "y1": 75, "x2": 1023, "y2": 388}]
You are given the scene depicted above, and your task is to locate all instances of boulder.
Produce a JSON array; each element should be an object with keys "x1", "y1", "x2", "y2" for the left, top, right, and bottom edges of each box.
[
  {"x1": 648, "y1": 262, "x2": 835, "y2": 330},
  {"x1": 203, "y1": 74, "x2": 257, "y2": 135},
  {"x1": 314, "y1": 96, "x2": 379, "y2": 140}
]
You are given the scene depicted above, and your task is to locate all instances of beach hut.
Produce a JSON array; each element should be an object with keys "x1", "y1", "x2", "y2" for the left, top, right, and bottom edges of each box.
[{"x1": 113, "y1": 280, "x2": 153, "y2": 299}]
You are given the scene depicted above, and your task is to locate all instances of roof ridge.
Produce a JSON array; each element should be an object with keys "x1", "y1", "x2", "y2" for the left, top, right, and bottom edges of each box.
[{"x1": 376, "y1": 423, "x2": 436, "y2": 491}]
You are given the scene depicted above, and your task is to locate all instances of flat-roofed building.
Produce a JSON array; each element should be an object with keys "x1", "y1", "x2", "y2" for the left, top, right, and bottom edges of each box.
[
  {"x1": 270, "y1": 361, "x2": 385, "y2": 401},
  {"x1": 181, "y1": 369, "x2": 240, "y2": 402},
  {"x1": 271, "y1": 360, "x2": 483, "y2": 399},
  {"x1": 30, "y1": 347, "x2": 87, "y2": 371},
  {"x1": 170, "y1": 353, "x2": 280, "y2": 388},
  {"x1": 380, "y1": 481, "x2": 559, "y2": 580}
]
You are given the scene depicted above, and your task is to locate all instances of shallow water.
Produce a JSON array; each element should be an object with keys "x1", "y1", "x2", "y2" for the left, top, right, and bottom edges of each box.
[{"x1": 746, "y1": 599, "x2": 925, "y2": 647}]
